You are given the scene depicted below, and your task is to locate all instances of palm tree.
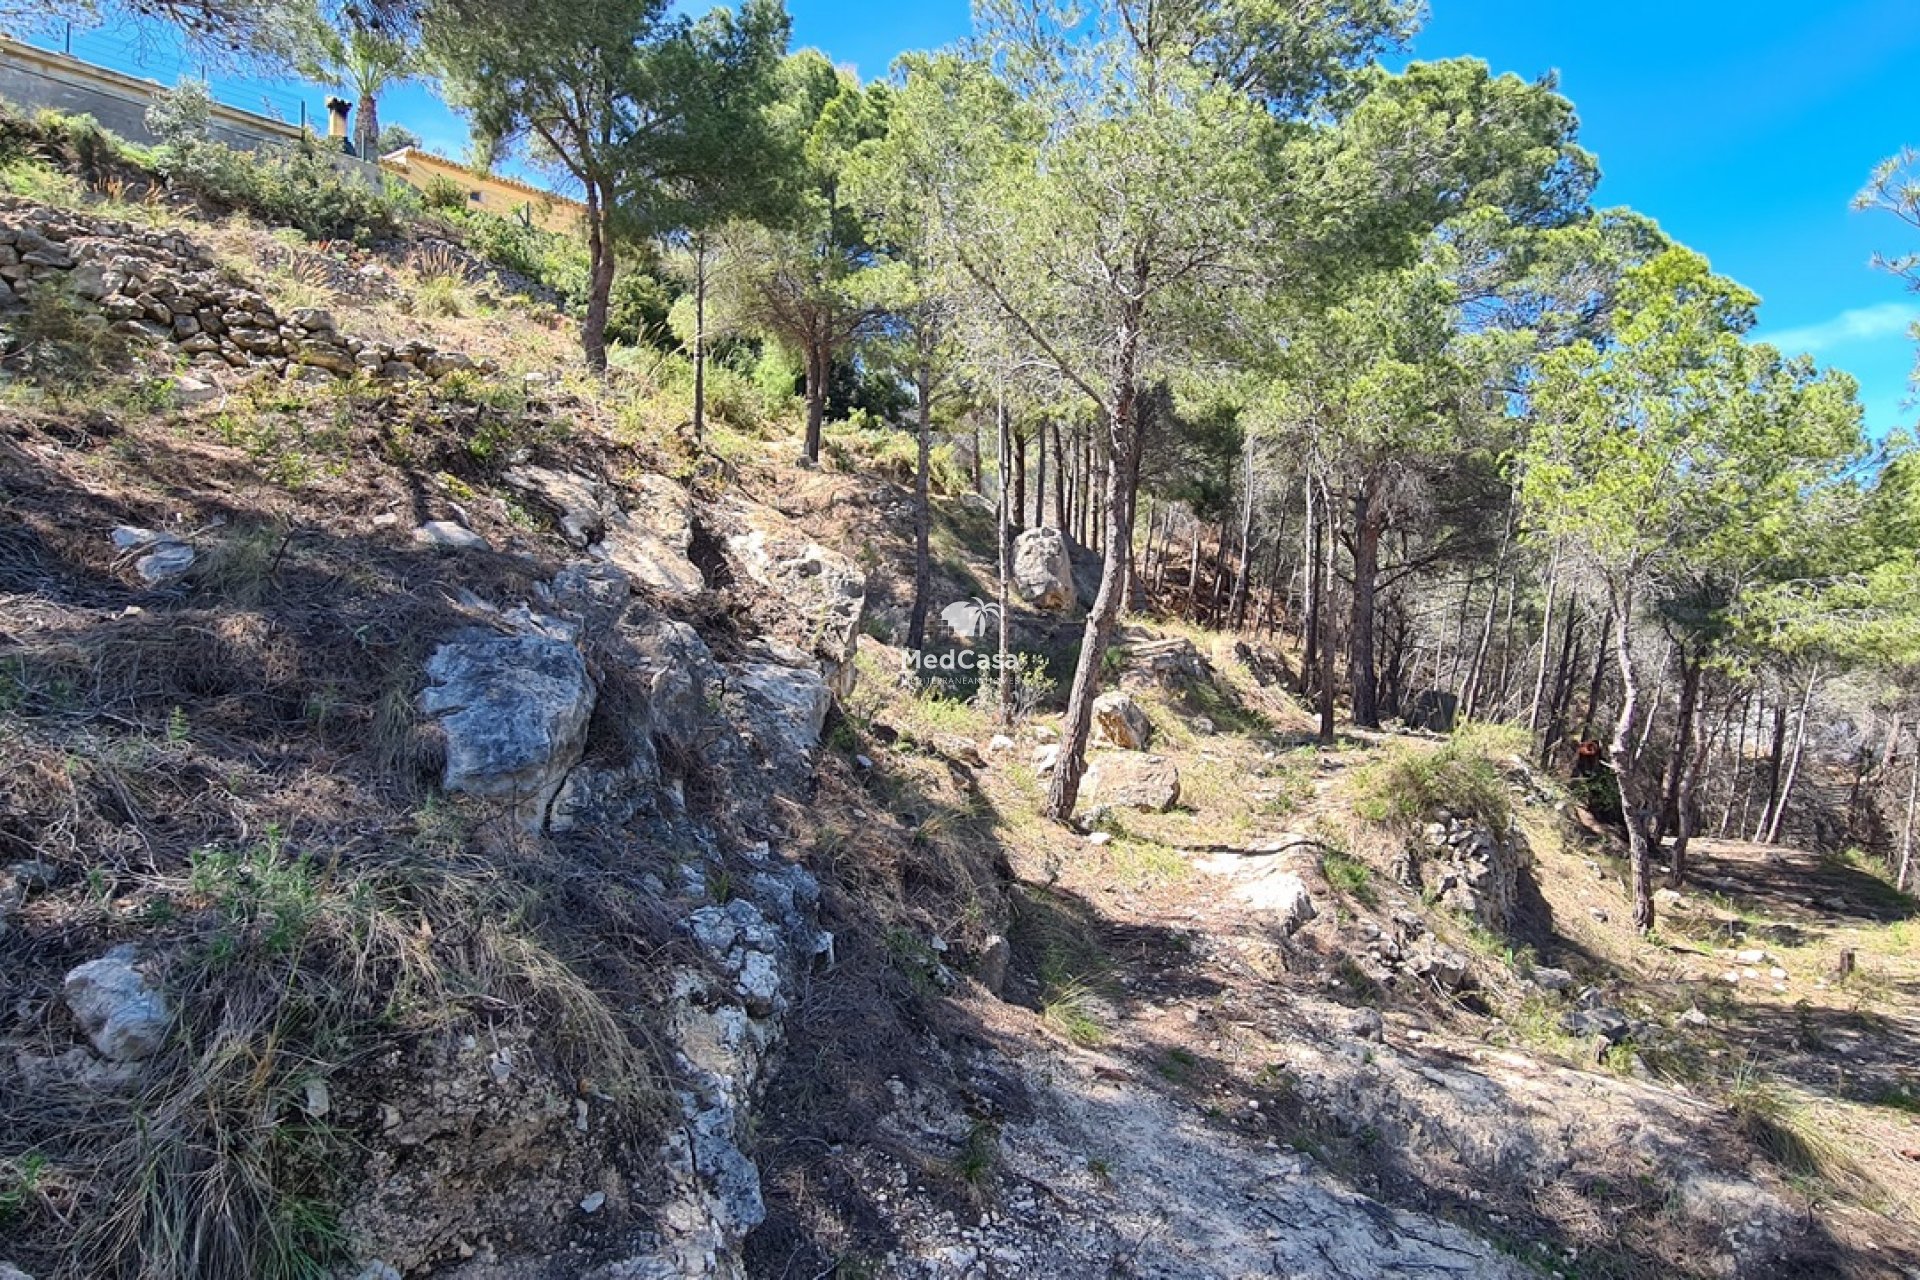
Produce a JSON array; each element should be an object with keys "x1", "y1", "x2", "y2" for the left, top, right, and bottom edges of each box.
[{"x1": 288, "y1": 13, "x2": 414, "y2": 160}]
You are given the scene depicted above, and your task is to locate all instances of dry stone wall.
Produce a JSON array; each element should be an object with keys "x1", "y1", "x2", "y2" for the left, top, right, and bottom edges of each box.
[{"x1": 0, "y1": 196, "x2": 489, "y2": 384}]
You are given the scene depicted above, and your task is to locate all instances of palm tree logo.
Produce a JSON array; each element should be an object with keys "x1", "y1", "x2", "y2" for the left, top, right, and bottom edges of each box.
[{"x1": 940, "y1": 597, "x2": 1001, "y2": 641}]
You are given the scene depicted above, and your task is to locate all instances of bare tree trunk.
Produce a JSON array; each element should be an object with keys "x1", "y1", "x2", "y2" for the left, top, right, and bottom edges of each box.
[
  {"x1": 1035, "y1": 424, "x2": 1047, "y2": 530},
  {"x1": 1052, "y1": 420, "x2": 1068, "y2": 534},
  {"x1": 906, "y1": 358, "x2": 933, "y2": 651},
  {"x1": 1538, "y1": 598, "x2": 1576, "y2": 767},
  {"x1": 1607, "y1": 586, "x2": 1656, "y2": 934},
  {"x1": 1045, "y1": 349, "x2": 1145, "y2": 821},
  {"x1": 1348, "y1": 483, "x2": 1384, "y2": 728},
  {"x1": 1899, "y1": 725, "x2": 1918, "y2": 891},
  {"x1": 1764, "y1": 663, "x2": 1819, "y2": 845},
  {"x1": 1579, "y1": 608, "x2": 1614, "y2": 742},
  {"x1": 995, "y1": 394, "x2": 1015, "y2": 724},
  {"x1": 1186, "y1": 520, "x2": 1203, "y2": 622},
  {"x1": 1719, "y1": 686, "x2": 1751, "y2": 838},
  {"x1": 1300, "y1": 481, "x2": 1319, "y2": 700},
  {"x1": 1229, "y1": 439, "x2": 1257, "y2": 629},
  {"x1": 1208, "y1": 523, "x2": 1230, "y2": 624},
  {"x1": 1463, "y1": 500, "x2": 1515, "y2": 720},
  {"x1": 690, "y1": 234, "x2": 709, "y2": 442},
  {"x1": 801, "y1": 340, "x2": 827, "y2": 463},
  {"x1": 1752, "y1": 699, "x2": 1788, "y2": 842},
  {"x1": 582, "y1": 180, "x2": 614, "y2": 372},
  {"x1": 1655, "y1": 650, "x2": 1702, "y2": 852},
  {"x1": 1012, "y1": 428, "x2": 1028, "y2": 536},
  {"x1": 1261, "y1": 537, "x2": 1287, "y2": 640},
  {"x1": 1633, "y1": 639, "x2": 1671, "y2": 765},
  {"x1": 1669, "y1": 698, "x2": 1716, "y2": 887},
  {"x1": 1316, "y1": 476, "x2": 1337, "y2": 745},
  {"x1": 1493, "y1": 561, "x2": 1521, "y2": 719}
]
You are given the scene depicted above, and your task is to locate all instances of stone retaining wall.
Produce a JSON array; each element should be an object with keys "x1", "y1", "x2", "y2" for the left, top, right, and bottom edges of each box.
[{"x1": 1, "y1": 196, "x2": 488, "y2": 384}]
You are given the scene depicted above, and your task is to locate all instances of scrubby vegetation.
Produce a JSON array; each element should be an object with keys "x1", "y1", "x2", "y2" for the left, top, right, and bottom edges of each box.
[{"x1": 4, "y1": 0, "x2": 1920, "y2": 1276}]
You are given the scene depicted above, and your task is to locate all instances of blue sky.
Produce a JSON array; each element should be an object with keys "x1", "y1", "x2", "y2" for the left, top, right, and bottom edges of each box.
[{"x1": 34, "y1": 0, "x2": 1920, "y2": 433}]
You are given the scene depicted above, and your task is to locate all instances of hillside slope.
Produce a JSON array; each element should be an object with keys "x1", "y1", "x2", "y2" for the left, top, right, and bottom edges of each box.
[{"x1": 2, "y1": 169, "x2": 1918, "y2": 1280}]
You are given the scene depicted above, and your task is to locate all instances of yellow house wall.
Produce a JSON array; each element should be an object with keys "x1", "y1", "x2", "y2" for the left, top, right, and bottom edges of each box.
[{"x1": 381, "y1": 153, "x2": 582, "y2": 236}]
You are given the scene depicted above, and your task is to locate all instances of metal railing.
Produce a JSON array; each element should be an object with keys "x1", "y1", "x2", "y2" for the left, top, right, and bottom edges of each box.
[{"x1": 21, "y1": 17, "x2": 319, "y2": 133}]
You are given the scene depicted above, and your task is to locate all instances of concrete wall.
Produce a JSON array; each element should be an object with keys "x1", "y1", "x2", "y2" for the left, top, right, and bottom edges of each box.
[{"x1": 0, "y1": 37, "x2": 381, "y2": 186}]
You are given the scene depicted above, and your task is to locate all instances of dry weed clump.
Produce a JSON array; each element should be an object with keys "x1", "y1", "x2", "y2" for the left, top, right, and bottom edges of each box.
[{"x1": 0, "y1": 826, "x2": 672, "y2": 1280}]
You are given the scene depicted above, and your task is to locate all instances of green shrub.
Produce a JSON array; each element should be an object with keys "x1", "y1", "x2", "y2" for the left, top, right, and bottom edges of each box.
[
  {"x1": 1321, "y1": 850, "x2": 1377, "y2": 905},
  {"x1": 1356, "y1": 734, "x2": 1512, "y2": 832},
  {"x1": 144, "y1": 79, "x2": 212, "y2": 148},
  {"x1": 422, "y1": 173, "x2": 467, "y2": 212},
  {"x1": 155, "y1": 138, "x2": 412, "y2": 241},
  {"x1": 0, "y1": 157, "x2": 83, "y2": 205}
]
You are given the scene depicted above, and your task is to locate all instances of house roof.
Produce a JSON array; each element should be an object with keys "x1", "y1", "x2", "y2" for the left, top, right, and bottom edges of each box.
[{"x1": 378, "y1": 146, "x2": 583, "y2": 212}]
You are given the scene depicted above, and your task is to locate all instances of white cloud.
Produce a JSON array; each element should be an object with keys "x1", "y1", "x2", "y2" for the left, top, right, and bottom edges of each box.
[{"x1": 1763, "y1": 301, "x2": 1920, "y2": 355}]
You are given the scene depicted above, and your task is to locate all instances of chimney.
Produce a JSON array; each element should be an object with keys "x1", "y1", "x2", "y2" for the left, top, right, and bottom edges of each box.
[{"x1": 325, "y1": 96, "x2": 353, "y2": 154}]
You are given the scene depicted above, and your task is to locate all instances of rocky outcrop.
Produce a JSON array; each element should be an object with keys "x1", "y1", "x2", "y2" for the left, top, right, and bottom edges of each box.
[
  {"x1": 0, "y1": 198, "x2": 488, "y2": 385},
  {"x1": 420, "y1": 626, "x2": 595, "y2": 830},
  {"x1": 63, "y1": 948, "x2": 169, "y2": 1061},
  {"x1": 1194, "y1": 843, "x2": 1319, "y2": 935},
  {"x1": 726, "y1": 664, "x2": 831, "y2": 781},
  {"x1": 1115, "y1": 628, "x2": 1207, "y2": 689},
  {"x1": 506, "y1": 466, "x2": 705, "y2": 601},
  {"x1": 1090, "y1": 690, "x2": 1152, "y2": 750},
  {"x1": 401, "y1": 561, "x2": 839, "y2": 1278},
  {"x1": 1402, "y1": 813, "x2": 1543, "y2": 939},
  {"x1": 1082, "y1": 752, "x2": 1180, "y2": 812},
  {"x1": 1010, "y1": 526, "x2": 1073, "y2": 611},
  {"x1": 723, "y1": 503, "x2": 867, "y2": 697}
]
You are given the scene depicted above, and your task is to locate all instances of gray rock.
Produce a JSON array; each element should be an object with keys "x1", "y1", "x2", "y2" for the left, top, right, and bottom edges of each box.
[
  {"x1": 505, "y1": 465, "x2": 609, "y2": 547},
  {"x1": 1564, "y1": 1006, "x2": 1631, "y2": 1045},
  {"x1": 413, "y1": 521, "x2": 490, "y2": 551},
  {"x1": 1531, "y1": 966, "x2": 1576, "y2": 992},
  {"x1": 1193, "y1": 850, "x2": 1316, "y2": 934},
  {"x1": 64, "y1": 948, "x2": 170, "y2": 1061},
  {"x1": 172, "y1": 373, "x2": 219, "y2": 404},
  {"x1": 727, "y1": 662, "x2": 831, "y2": 776},
  {"x1": 975, "y1": 934, "x2": 1011, "y2": 996},
  {"x1": 1345, "y1": 1007, "x2": 1385, "y2": 1042},
  {"x1": 134, "y1": 541, "x2": 195, "y2": 584},
  {"x1": 1010, "y1": 525, "x2": 1074, "y2": 611},
  {"x1": 595, "y1": 509, "x2": 703, "y2": 600},
  {"x1": 726, "y1": 507, "x2": 868, "y2": 695},
  {"x1": 1082, "y1": 752, "x2": 1180, "y2": 812},
  {"x1": 1090, "y1": 690, "x2": 1153, "y2": 750},
  {"x1": 8, "y1": 860, "x2": 56, "y2": 889},
  {"x1": 421, "y1": 630, "x2": 595, "y2": 829},
  {"x1": 1406, "y1": 946, "x2": 1471, "y2": 991}
]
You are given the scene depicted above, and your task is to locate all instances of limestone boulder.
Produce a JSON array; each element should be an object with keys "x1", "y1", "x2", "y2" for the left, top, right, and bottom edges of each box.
[
  {"x1": 726, "y1": 504, "x2": 868, "y2": 696},
  {"x1": 64, "y1": 947, "x2": 170, "y2": 1061},
  {"x1": 1011, "y1": 526, "x2": 1074, "y2": 611},
  {"x1": 1091, "y1": 690, "x2": 1153, "y2": 750},
  {"x1": 1193, "y1": 849, "x2": 1317, "y2": 935},
  {"x1": 727, "y1": 662, "x2": 832, "y2": 779},
  {"x1": 1082, "y1": 752, "x2": 1180, "y2": 812},
  {"x1": 505, "y1": 465, "x2": 610, "y2": 547},
  {"x1": 595, "y1": 474, "x2": 703, "y2": 600},
  {"x1": 421, "y1": 629, "x2": 595, "y2": 829}
]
